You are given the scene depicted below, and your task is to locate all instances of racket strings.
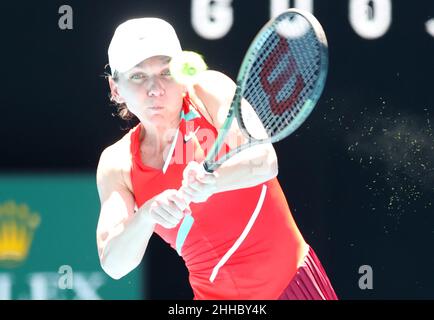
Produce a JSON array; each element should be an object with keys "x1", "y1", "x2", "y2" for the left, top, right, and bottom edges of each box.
[{"x1": 240, "y1": 12, "x2": 323, "y2": 141}]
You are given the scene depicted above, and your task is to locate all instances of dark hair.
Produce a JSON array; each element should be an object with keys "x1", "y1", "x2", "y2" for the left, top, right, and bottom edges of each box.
[{"x1": 104, "y1": 64, "x2": 136, "y2": 121}]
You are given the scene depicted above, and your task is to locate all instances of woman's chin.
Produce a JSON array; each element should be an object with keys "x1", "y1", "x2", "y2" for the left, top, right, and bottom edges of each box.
[{"x1": 147, "y1": 113, "x2": 167, "y2": 123}]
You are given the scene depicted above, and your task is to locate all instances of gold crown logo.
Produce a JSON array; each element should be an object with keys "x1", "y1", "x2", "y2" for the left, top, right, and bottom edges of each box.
[{"x1": 0, "y1": 200, "x2": 40, "y2": 268}]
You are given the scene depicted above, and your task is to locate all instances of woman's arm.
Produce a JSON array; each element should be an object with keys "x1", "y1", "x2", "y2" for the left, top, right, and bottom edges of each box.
[
  {"x1": 96, "y1": 147, "x2": 156, "y2": 280},
  {"x1": 96, "y1": 146, "x2": 189, "y2": 279},
  {"x1": 213, "y1": 143, "x2": 278, "y2": 192},
  {"x1": 184, "y1": 70, "x2": 278, "y2": 199}
]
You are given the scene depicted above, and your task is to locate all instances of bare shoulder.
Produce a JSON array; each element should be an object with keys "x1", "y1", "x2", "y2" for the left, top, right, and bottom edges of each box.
[
  {"x1": 192, "y1": 70, "x2": 236, "y2": 104},
  {"x1": 189, "y1": 70, "x2": 237, "y2": 127},
  {"x1": 96, "y1": 130, "x2": 134, "y2": 196}
]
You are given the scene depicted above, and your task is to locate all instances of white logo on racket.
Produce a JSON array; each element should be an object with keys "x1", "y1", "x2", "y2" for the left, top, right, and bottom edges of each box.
[{"x1": 184, "y1": 126, "x2": 200, "y2": 143}]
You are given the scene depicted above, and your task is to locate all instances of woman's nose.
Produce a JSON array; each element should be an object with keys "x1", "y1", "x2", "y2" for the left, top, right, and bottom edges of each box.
[{"x1": 147, "y1": 77, "x2": 165, "y2": 97}]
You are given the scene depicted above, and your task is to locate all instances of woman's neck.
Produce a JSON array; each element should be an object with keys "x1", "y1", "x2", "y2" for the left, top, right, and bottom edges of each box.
[{"x1": 140, "y1": 118, "x2": 180, "y2": 154}]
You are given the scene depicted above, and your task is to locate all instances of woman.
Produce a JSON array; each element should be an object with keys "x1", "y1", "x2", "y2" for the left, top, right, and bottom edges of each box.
[{"x1": 96, "y1": 17, "x2": 337, "y2": 300}]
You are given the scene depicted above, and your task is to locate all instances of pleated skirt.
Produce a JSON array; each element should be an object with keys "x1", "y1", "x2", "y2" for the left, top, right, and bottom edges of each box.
[{"x1": 278, "y1": 246, "x2": 338, "y2": 300}]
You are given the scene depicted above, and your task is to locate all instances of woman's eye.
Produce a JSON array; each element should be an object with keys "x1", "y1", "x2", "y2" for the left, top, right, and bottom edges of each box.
[
  {"x1": 130, "y1": 73, "x2": 146, "y2": 80},
  {"x1": 161, "y1": 70, "x2": 171, "y2": 76}
]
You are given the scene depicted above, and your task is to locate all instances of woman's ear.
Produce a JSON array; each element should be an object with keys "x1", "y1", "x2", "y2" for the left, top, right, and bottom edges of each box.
[{"x1": 108, "y1": 76, "x2": 125, "y2": 104}]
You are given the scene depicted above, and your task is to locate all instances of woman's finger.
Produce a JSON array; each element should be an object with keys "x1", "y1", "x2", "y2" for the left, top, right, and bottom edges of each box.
[
  {"x1": 152, "y1": 206, "x2": 180, "y2": 227},
  {"x1": 160, "y1": 200, "x2": 184, "y2": 220}
]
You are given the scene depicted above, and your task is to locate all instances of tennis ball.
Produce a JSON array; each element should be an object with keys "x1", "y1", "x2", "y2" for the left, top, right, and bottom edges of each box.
[{"x1": 170, "y1": 51, "x2": 208, "y2": 84}]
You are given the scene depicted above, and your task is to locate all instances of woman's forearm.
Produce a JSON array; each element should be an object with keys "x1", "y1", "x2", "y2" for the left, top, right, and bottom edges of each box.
[
  {"x1": 214, "y1": 144, "x2": 278, "y2": 193},
  {"x1": 100, "y1": 206, "x2": 155, "y2": 280}
]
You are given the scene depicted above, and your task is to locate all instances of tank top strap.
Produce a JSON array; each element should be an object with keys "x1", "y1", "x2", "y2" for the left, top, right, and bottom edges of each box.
[{"x1": 182, "y1": 92, "x2": 218, "y2": 134}]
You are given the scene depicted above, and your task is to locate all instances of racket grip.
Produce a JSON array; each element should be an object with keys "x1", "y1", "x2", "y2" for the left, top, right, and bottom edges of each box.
[
  {"x1": 175, "y1": 161, "x2": 208, "y2": 255},
  {"x1": 175, "y1": 181, "x2": 195, "y2": 256}
]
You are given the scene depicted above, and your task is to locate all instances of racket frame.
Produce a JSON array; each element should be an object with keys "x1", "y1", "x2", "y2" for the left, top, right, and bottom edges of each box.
[{"x1": 203, "y1": 8, "x2": 328, "y2": 173}]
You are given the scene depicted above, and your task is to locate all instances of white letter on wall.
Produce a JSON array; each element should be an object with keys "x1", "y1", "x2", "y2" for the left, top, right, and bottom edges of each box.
[
  {"x1": 192, "y1": 0, "x2": 233, "y2": 39},
  {"x1": 426, "y1": 19, "x2": 434, "y2": 38},
  {"x1": 349, "y1": 0, "x2": 392, "y2": 39}
]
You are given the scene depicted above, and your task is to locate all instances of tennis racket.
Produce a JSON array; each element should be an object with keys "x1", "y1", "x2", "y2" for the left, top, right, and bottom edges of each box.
[{"x1": 176, "y1": 8, "x2": 329, "y2": 255}]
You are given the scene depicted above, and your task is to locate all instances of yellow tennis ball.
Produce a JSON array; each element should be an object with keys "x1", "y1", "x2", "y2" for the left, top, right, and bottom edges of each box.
[{"x1": 170, "y1": 51, "x2": 208, "y2": 84}]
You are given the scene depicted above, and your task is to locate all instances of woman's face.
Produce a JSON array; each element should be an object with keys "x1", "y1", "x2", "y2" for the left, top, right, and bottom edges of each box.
[{"x1": 111, "y1": 55, "x2": 185, "y2": 126}]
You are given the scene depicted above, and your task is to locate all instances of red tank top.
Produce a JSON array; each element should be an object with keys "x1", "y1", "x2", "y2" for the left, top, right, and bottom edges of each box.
[{"x1": 130, "y1": 95, "x2": 306, "y2": 299}]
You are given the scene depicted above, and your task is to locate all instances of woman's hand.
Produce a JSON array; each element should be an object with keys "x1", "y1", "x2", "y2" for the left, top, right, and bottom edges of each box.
[
  {"x1": 181, "y1": 161, "x2": 218, "y2": 203},
  {"x1": 148, "y1": 189, "x2": 191, "y2": 229}
]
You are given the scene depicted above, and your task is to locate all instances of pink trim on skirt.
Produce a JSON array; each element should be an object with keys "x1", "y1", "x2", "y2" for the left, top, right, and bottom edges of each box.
[{"x1": 278, "y1": 246, "x2": 338, "y2": 300}]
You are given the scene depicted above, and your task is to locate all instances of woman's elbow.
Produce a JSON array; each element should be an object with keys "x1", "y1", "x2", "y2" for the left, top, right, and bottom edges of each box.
[
  {"x1": 269, "y1": 157, "x2": 278, "y2": 179},
  {"x1": 262, "y1": 145, "x2": 278, "y2": 179},
  {"x1": 266, "y1": 155, "x2": 278, "y2": 180},
  {"x1": 99, "y1": 249, "x2": 140, "y2": 280},
  {"x1": 269, "y1": 163, "x2": 279, "y2": 180},
  {"x1": 100, "y1": 255, "x2": 127, "y2": 280},
  {"x1": 252, "y1": 150, "x2": 278, "y2": 181}
]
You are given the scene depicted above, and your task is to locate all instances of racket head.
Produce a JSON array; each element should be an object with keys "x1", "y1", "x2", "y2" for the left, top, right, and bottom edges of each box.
[{"x1": 234, "y1": 9, "x2": 329, "y2": 143}]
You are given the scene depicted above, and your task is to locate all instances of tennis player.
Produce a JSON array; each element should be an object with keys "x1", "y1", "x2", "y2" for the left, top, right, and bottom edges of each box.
[{"x1": 96, "y1": 17, "x2": 338, "y2": 300}]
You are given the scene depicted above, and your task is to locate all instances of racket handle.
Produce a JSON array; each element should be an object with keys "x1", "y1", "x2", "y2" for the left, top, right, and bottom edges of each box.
[
  {"x1": 176, "y1": 186, "x2": 194, "y2": 256},
  {"x1": 175, "y1": 161, "x2": 209, "y2": 255},
  {"x1": 175, "y1": 171, "x2": 196, "y2": 256}
]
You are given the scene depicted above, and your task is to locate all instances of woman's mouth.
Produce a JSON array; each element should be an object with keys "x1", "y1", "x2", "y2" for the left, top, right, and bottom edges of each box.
[{"x1": 149, "y1": 105, "x2": 164, "y2": 110}]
